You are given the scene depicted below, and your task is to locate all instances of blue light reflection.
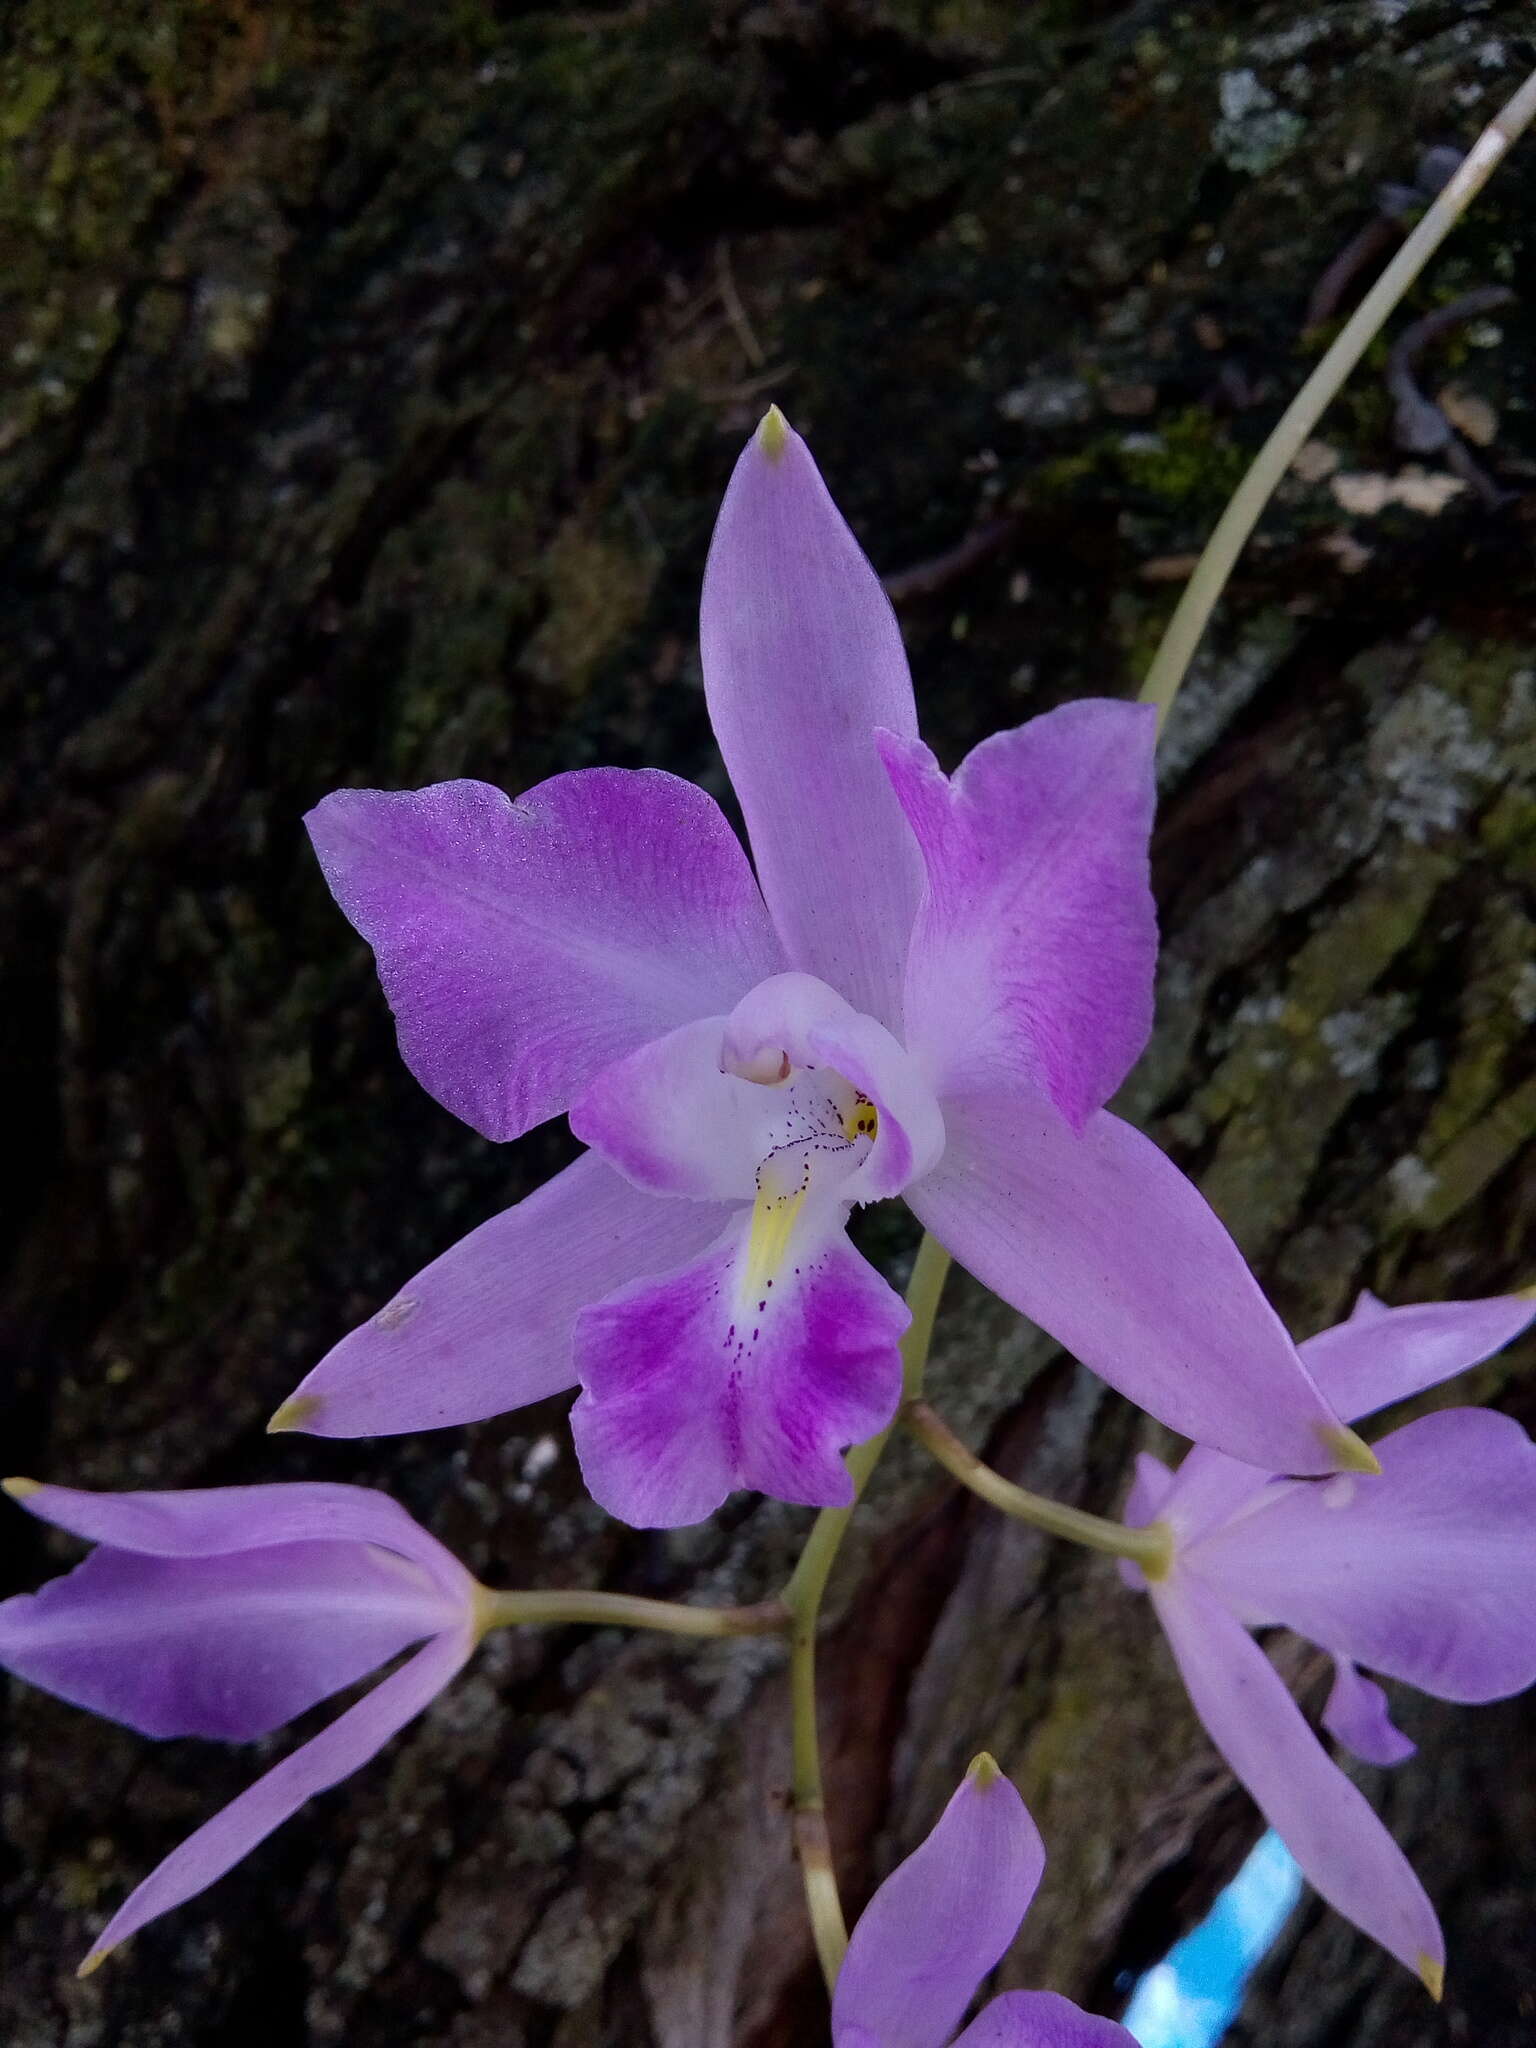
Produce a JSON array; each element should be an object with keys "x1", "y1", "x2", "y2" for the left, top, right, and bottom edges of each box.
[{"x1": 1123, "y1": 1830, "x2": 1302, "y2": 2047}]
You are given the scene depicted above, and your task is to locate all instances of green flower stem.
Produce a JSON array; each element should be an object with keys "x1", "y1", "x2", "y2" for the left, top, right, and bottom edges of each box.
[
  {"x1": 903, "y1": 1398, "x2": 1173, "y2": 1576},
  {"x1": 475, "y1": 1588, "x2": 790, "y2": 1637},
  {"x1": 781, "y1": 1231, "x2": 953, "y2": 1991},
  {"x1": 1139, "y1": 63, "x2": 1536, "y2": 734}
]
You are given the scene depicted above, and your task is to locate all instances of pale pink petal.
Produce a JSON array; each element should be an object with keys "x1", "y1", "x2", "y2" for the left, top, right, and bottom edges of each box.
[
  {"x1": 832, "y1": 1766, "x2": 1045, "y2": 2048},
  {"x1": 275, "y1": 1151, "x2": 734, "y2": 1436},
  {"x1": 570, "y1": 1213, "x2": 907, "y2": 1526},
  {"x1": 573, "y1": 973, "x2": 944, "y2": 1206},
  {"x1": 78, "y1": 1627, "x2": 474, "y2": 1971},
  {"x1": 952, "y1": 1991, "x2": 1136, "y2": 2046},
  {"x1": 720, "y1": 971, "x2": 945, "y2": 1200},
  {"x1": 1323, "y1": 1661, "x2": 1417, "y2": 1768},
  {"x1": 306, "y1": 771, "x2": 783, "y2": 1141},
  {"x1": 569, "y1": 1017, "x2": 765, "y2": 1200},
  {"x1": 1151, "y1": 1571, "x2": 1442, "y2": 1981},
  {"x1": 907, "y1": 1084, "x2": 1351, "y2": 1473},
  {"x1": 700, "y1": 418, "x2": 923, "y2": 1029},
  {"x1": 1187, "y1": 1407, "x2": 1536, "y2": 1704},
  {"x1": 880, "y1": 702, "x2": 1156, "y2": 1133},
  {"x1": 1302, "y1": 1290, "x2": 1536, "y2": 1424},
  {"x1": 0, "y1": 1540, "x2": 453, "y2": 1741}
]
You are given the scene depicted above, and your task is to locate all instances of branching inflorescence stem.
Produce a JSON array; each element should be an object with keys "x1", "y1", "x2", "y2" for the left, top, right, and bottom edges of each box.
[
  {"x1": 902, "y1": 1399, "x2": 1172, "y2": 1576},
  {"x1": 780, "y1": 1230, "x2": 952, "y2": 1990},
  {"x1": 475, "y1": 1588, "x2": 789, "y2": 1638}
]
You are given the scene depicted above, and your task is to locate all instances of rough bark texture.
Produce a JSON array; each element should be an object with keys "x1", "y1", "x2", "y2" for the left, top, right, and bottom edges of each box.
[{"x1": 2, "y1": 3, "x2": 1534, "y2": 2044}]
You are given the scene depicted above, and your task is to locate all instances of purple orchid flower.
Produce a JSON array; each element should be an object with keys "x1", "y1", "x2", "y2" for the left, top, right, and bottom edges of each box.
[
  {"x1": 832, "y1": 1754, "x2": 1133, "y2": 2047},
  {"x1": 1122, "y1": 1287, "x2": 1536, "y2": 1993},
  {"x1": 0, "y1": 1477, "x2": 479, "y2": 1972},
  {"x1": 274, "y1": 407, "x2": 1365, "y2": 1526}
]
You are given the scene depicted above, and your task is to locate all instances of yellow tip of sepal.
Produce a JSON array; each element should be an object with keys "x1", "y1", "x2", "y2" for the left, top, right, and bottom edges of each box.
[
  {"x1": 965, "y1": 1751, "x2": 1003, "y2": 1789},
  {"x1": 76, "y1": 1945, "x2": 113, "y2": 1980},
  {"x1": 1319, "y1": 1423, "x2": 1381, "y2": 1477},
  {"x1": 1417, "y1": 1953, "x2": 1444, "y2": 2003},
  {"x1": 756, "y1": 404, "x2": 789, "y2": 462},
  {"x1": 267, "y1": 1395, "x2": 321, "y2": 1435},
  {"x1": 2, "y1": 1476, "x2": 42, "y2": 1500}
]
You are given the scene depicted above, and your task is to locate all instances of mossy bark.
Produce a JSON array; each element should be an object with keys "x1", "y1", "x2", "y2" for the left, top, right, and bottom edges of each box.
[{"x1": 2, "y1": 4, "x2": 1533, "y2": 2044}]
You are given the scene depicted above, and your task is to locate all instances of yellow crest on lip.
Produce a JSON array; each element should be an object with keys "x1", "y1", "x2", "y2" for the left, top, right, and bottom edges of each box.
[
  {"x1": 743, "y1": 1179, "x2": 807, "y2": 1305},
  {"x1": 839, "y1": 1092, "x2": 879, "y2": 1142}
]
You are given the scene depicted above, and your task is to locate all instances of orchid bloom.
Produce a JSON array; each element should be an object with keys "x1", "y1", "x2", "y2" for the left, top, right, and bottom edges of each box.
[
  {"x1": 1122, "y1": 1288, "x2": 1536, "y2": 1992},
  {"x1": 274, "y1": 406, "x2": 1365, "y2": 1526},
  {"x1": 832, "y1": 1754, "x2": 1133, "y2": 2048},
  {"x1": 0, "y1": 1478, "x2": 479, "y2": 1972}
]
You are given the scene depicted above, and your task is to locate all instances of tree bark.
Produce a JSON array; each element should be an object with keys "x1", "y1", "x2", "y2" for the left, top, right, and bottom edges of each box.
[{"x1": 2, "y1": 3, "x2": 1533, "y2": 2044}]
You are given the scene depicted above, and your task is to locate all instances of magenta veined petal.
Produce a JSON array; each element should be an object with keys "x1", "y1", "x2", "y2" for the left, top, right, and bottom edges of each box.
[
  {"x1": 1323, "y1": 1661, "x2": 1417, "y2": 1769},
  {"x1": 832, "y1": 1763, "x2": 1046, "y2": 2048},
  {"x1": 570, "y1": 1213, "x2": 908, "y2": 1526},
  {"x1": 1151, "y1": 1569, "x2": 1442, "y2": 1983},
  {"x1": 1186, "y1": 1406, "x2": 1536, "y2": 1705},
  {"x1": 274, "y1": 1150, "x2": 735, "y2": 1437},
  {"x1": 0, "y1": 1538, "x2": 456, "y2": 1742},
  {"x1": 951, "y1": 1990, "x2": 1136, "y2": 2046},
  {"x1": 1301, "y1": 1289, "x2": 1536, "y2": 1425},
  {"x1": 77, "y1": 1626, "x2": 474, "y2": 1974},
  {"x1": 306, "y1": 770, "x2": 783, "y2": 1142},
  {"x1": 907, "y1": 1081, "x2": 1353, "y2": 1474},
  {"x1": 881, "y1": 701, "x2": 1157, "y2": 1134},
  {"x1": 700, "y1": 416, "x2": 924, "y2": 1030}
]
